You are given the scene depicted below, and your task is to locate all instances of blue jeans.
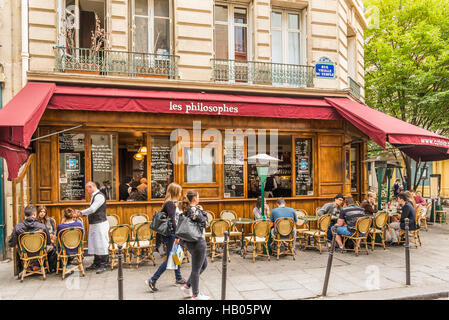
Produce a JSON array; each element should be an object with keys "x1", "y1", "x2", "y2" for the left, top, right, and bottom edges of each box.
[
  {"x1": 150, "y1": 234, "x2": 182, "y2": 282},
  {"x1": 331, "y1": 225, "x2": 356, "y2": 236}
]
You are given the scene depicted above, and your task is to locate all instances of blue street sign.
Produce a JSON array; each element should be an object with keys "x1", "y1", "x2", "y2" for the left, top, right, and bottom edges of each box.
[{"x1": 315, "y1": 57, "x2": 335, "y2": 79}]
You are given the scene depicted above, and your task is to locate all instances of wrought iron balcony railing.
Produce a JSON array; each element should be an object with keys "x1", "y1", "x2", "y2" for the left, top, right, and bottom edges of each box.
[
  {"x1": 211, "y1": 59, "x2": 314, "y2": 87},
  {"x1": 348, "y1": 76, "x2": 361, "y2": 99},
  {"x1": 54, "y1": 46, "x2": 179, "y2": 79}
]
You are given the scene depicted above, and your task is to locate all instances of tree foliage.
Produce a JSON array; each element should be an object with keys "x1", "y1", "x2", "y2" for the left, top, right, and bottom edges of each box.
[{"x1": 365, "y1": 0, "x2": 449, "y2": 190}]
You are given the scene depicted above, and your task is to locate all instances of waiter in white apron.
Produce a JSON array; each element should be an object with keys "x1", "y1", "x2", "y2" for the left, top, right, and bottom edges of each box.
[{"x1": 80, "y1": 181, "x2": 109, "y2": 274}]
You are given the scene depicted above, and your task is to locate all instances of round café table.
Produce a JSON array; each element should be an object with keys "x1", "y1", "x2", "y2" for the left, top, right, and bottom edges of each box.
[
  {"x1": 231, "y1": 218, "x2": 255, "y2": 256},
  {"x1": 301, "y1": 216, "x2": 319, "y2": 247}
]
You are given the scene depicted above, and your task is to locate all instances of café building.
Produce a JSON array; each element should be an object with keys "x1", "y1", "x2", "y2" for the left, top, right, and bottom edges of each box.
[{"x1": 0, "y1": 82, "x2": 375, "y2": 228}]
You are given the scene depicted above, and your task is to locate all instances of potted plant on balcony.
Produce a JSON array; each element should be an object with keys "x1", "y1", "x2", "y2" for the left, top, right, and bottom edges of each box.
[{"x1": 60, "y1": 13, "x2": 107, "y2": 75}]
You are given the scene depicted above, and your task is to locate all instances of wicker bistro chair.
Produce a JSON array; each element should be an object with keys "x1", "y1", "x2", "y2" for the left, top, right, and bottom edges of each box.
[
  {"x1": 399, "y1": 211, "x2": 422, "y2": 248},
  {"x1": 204, "y1": 211, "x2": 215, "y2": 248},
  {"x1": 130, "y1": 213, "x2": 149, "y2": 226},
  {"x1": 106, "y1": 214, "x2": 120, "y2": 228},
  {"x1": 295, "y1": 210, "x2": 307, "y2": 249},
  {"x1": 303, "y1": 214, "x2": 331, "y2": 254},
  {"x1": 420, "y1": 203, "x2": 431, "y2": 231},
  {"x1": 341, "y1": 217, "x2": 372, "y2": 256},
  {"x1": 108, "y1": 224, "x2": 132, "y2": 270},
  {"x1": 129, "y1": 222, "x2": 156, "y2": 268},
  {"x1": 243, "y1": 220, "x2": 272, "y2": 263},
  {"x1": 18, "y1": 232, "x2": 49, "y2": 282},
  {"x1": 210, "y1": 219, "x2": 231, "y2": 262},
  {"x1": 273, "y1": 218, "x2": 296, "y2": 260},
  {"x1": 56, "y1": 227, "x2": 85, "y2": 279},
  {"x1": 220, "y1": 210, "x2": 242, "y2": 246},
  {"x1": 368, "y1": 212, "x2": 389, "y2": 250}
]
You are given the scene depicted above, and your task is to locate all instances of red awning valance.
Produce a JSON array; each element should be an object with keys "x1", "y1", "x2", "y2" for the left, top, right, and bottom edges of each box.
[{"x1": 326, "y1": 98, "x2": 449, "y2": 161}]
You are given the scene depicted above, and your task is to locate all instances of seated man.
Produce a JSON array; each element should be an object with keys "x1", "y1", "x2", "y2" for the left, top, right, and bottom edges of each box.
[
  {"x1": 8, "y1": 205, "x2": 56, "y2": 272},
  {"x1": 388, "y1": 193, "x2": 417, "y2": 244},
  {"x1": 56, "y1": 208, "x2": 85, "y2": 265},
  {"x1": 270, "y1": 198, "x2": 297, "y2": 237},
  {"x1": 331, "y1": 197, "x2": 365, "y2": 251},
  {"x1": 318, "y1": 194, "x2": 345, "y2": 244},
  {"x1": 360, "y1": 192, "x2": 377, "y2": 216}
]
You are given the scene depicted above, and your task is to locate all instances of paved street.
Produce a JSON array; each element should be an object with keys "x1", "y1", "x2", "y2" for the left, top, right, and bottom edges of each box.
[{"x1": 1, "y1": 222, "x2": 448, "y2": 300}]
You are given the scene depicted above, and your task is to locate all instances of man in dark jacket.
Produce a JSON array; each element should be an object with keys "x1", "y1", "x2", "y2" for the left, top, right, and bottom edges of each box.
[
  {"x1": 9, "y1": 205, "x2": 56, "y2": 272},
  {"x1": 388, "y1": 193, "x2": 417, "y2": 244},
  {"x1": 9, "y1": 206, "x2": 51, "y2": 248}
]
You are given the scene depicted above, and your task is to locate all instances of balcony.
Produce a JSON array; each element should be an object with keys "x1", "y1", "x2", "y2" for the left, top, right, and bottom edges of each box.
[
  {"x1": 348, "y1": 76, "x2": 361, "y2": 99},
  {"x1": 211, "y1": 59, "x2": 314, "y2": 87},
  {"x1": 54, "y1": 46, "x2": 179, "y2": 79}
]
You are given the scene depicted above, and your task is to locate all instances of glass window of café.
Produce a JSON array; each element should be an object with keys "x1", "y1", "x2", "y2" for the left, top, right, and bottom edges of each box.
[{"x1": 247, "y1": 135, "x2": 293, "y2": 198}]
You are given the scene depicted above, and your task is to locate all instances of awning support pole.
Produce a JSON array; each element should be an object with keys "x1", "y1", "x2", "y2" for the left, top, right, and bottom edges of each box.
[{"x1": 30, "y1": 124, "x2": 85, "y2": 142}]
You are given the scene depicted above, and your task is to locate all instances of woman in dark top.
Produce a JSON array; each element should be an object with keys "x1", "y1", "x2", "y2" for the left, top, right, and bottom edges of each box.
[
  {"x1": 146, "y1": 183, "x2": 186, "y2": 292},
  {"x1": 360, "y1": 192, "x2": 377, "y2": 215},
  {"x1": 179, "y1": 190, "x2": 210, "y2": 300},
  {"x1": 56, "y1": 208, "x2": 84, "y2": 256},
  {"x1": 37, "y1": 206, "x2": 56, "y2": 245}
]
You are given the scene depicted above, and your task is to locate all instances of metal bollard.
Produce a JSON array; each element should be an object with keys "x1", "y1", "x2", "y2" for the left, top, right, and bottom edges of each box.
[
  {"x1": 404, "y1": 218, "x2": 411, "y2": 285},
  {"x1": 322, "y1": 225, "x2": 338, "y2": 296},
  {"x1": 221, "y1": 231, "x2": 229, "y2": 300},
  {"x1": 117, "y1": 244, "x2": 124, "y2": 300}
]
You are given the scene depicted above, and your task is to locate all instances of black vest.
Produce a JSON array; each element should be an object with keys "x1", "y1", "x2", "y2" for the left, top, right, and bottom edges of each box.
[{"x1": 88, "y1": 192, "x2": 107, "y2": 224}]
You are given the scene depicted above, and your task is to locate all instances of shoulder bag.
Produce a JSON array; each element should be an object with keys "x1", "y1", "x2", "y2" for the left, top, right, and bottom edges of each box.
[
  {"x1": 150, "y1": 210, "x2": 172, "y2": 237},
  {"x1": 175, "y1": 214, "x2": 203, "y2": 242}
]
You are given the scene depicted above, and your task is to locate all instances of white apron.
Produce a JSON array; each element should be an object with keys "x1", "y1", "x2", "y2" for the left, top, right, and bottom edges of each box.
[{"x1": 88, "y1": 220, "x2": 109, "y2": 255}]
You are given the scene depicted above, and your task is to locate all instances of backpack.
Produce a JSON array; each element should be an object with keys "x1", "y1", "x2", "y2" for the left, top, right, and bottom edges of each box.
[{"x1": 150, "y1": 210, "x2": 173, "y2": 236}]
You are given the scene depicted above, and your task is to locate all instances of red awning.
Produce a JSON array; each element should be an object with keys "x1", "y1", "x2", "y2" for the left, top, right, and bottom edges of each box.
[
  {"x1": 326, "y1": 98, "x2": 449, "y2": 161},
  {"x1": 47, "y1": 85, "x2": 341, "y2": 120},
  {"x1": 0, "y1": 82, "x2": 55, "y2": 180},
  {"x1": 1, "y1": 82, "x2": 448, "y2": 179}
]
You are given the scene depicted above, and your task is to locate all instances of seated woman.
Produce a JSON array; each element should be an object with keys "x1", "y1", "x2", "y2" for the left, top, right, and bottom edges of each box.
[
  {"x1": 413, "y1": 191, "x2": 428, "y2": 218},
  {"x1": 360, "y1": 192, "x2": 377, "y2": 215},
  {"x1": 37, "y1": 206, "x2": 56, "y2": 246},
  {"x1": 253, "y1": 196, "x2": 270, "y2": 220},
  {"x1": 56, "y1": 208, "x2": 85, "y2": 263}
]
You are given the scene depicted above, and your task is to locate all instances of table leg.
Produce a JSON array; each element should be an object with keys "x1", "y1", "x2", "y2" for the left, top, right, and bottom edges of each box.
[{"x1": 241, "y1": 227, "x2": 245, "y2": 257}]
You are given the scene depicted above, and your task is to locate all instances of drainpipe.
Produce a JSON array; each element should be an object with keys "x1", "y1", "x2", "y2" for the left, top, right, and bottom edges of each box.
[
  {"x1": 0, "y1": 67, "x2": 5, "y2": 260},
  {"x1": 21, "y1": 0, "x2": 29, "y2": 87}
]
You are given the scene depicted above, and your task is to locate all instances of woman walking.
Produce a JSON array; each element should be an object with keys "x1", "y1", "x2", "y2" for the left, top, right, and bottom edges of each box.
[
  {"x1": 146, "y1": 183, "x2": 186, "y2": 291},
  {"x1": 179, "y1": 190, "x2": 210, "y2": 300}
]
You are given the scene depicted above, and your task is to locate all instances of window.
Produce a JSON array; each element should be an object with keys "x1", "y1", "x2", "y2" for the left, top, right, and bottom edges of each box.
[
  {"x1": 271, "y1": 11, "x2": 301, "y2": 65},
  {"x1": 150, "y1": 136, "x2": 174, "y2": 199},
  {"x1": 351, "y1": 145, "x2": 359, "y2": 193},
  {"x1": 247, "y1": 135, "x2": 292, "y2": 198},
  {"x1": 214, "y1": 4, "x2": 248, "y2": 61},
  {"x1": 61, "y1": 0, "x2": 106, "y2": 49},
  {"x1": 59, "y1": 133, "x2": 86, "y2": 201},
  {"x1": 132, "y1": 0, "x2": 171, "y2": 54},
  {"x1": 91, "y1": 134, "x2": 117, "y2": 200},
  {"x1": 184, "y1": 147, "x2": 216, "y2": 183},
  {"x1": 294, "y1": 138, "x2": 313, "y2": 196}
]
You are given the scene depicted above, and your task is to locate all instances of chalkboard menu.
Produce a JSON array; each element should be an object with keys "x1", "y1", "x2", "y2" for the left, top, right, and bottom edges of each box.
[
  {"x1": 91, "y1": 134, "x2": 116, "y2": 200},
  {"x1": 224, "y1": 138, "x2": 244, "y2": 197},
  {"x1": 151, "y1": 136, "x2": 174, "y2": 198},
  {"x1": 295, "y1": 138, "x2": 313, "y2": 196},
  {"x1": 59, "y1": 133, "x2": 85, "y2": 201}
]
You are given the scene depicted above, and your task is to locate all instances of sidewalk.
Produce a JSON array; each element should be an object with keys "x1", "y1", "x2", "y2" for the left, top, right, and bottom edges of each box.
[{"x1": 1, "y1": 223, "x2": 448, "y2": 300}]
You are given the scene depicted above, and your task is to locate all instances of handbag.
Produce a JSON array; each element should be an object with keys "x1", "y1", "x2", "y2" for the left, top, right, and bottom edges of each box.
[
  {"x1": 172, "y1": 244, "x2": 184, "y2": 266},
  {"x1": 150, "y1": 210, "x2": 172, "y2": 237},
  {"x1": 175, "y1": 214, "x2": 203, "y2": 242}
]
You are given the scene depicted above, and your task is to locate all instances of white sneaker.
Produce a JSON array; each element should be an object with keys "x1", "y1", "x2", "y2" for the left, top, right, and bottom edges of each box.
[
  {"x1": 180, "y1": 284, "x2": 193, "y2": 297},
  {"x1": 191, "y1": 293, "x2": 210, "y2": 300}
]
